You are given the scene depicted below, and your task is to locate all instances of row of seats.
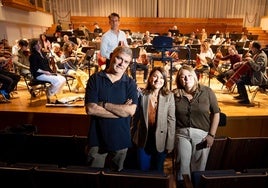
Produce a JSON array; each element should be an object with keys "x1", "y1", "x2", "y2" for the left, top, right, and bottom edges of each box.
[
  {"x1": 0, "y1": 133, "x2": 88, "y2": 167},
  {"x1": 205, "y1": 137, "x2": 268, "y2": 171},
  {"x1": 0, "y1": 163, "x2": 172, "y2": 188},
  {"x1": 183, "y1": 168, "x2": 268, "y2": 188},
  {"x1": 180, "y1": 137, "x2": 268, "y2": 188}
]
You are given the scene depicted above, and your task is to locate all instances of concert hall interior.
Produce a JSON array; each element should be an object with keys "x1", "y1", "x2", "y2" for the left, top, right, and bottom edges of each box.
[{"x1": 1, "y1": 1, "x2": 268, "y2": 188}]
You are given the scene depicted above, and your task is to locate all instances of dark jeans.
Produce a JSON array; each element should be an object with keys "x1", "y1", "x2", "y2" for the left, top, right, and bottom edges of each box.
[
  {"x1": 137, "y1": 128, "x2": 166, "y2": 172},
  {"x1": 0, "y1": 69, "x2": 20, "y2": 93},
  {"x1": 216, "y1": 69, "x2": 234, "y2": 85},
  {"x1": 130, "y1": 62, "x2": 149, "y2": 81},
  {"x1": 237, "y1": 75, "x2": 251, "y2": 101}
]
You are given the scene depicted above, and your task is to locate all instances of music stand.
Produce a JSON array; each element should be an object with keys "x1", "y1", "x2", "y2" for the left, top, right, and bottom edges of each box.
[
  {"x1": 73, "y1": 30, "x2": 85, "y2": 37},
  {"x1": 168, "y1": 29, "x2": 180, "y2": 36},
  {"x1": 151, "y1": 36, "x2": 174, "y2": 89},
  {"x1": 61, "y1": 31, "x2": 73, "y2": 37}
]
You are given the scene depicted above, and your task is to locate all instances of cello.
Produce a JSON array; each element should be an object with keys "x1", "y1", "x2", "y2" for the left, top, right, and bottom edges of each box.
[{"x1": 225, "y1": 62, "x2": 252, "y2": 89}]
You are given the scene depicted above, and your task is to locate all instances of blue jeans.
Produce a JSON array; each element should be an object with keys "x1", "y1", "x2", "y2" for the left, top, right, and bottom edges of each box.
[{"x1": 137, "y1": 147, "x2": 166, "y2": 172}]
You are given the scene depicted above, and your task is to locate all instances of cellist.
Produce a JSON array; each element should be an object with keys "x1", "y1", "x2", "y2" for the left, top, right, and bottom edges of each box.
[
  {"x1": 234, "y1": 41, "x2": 268, "y2": 104},
  {"x1": 215, "y1": 45, "x2": 242, "y2": 87}
]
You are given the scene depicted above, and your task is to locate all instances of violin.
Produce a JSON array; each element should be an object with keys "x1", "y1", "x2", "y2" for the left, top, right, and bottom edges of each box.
[
  {"x1": 208, "y1": 50, "x2": 223, "y2": 76},
  {"x1": 195, "y1": 56, "x2": 203, "y2": 69},
  {"x1": 49, "y1": 51, "x2": 57, "y2": 73}
]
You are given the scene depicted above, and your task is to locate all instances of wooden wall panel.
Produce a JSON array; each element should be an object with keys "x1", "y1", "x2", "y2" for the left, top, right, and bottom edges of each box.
[{"x1": 68, "y1": 16, "x2": 243, "y2": 36}]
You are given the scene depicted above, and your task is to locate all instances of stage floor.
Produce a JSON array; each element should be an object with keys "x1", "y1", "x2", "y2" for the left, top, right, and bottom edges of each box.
[{"x1": 1, "y1": 73, "x2": 268, "y2": 118}]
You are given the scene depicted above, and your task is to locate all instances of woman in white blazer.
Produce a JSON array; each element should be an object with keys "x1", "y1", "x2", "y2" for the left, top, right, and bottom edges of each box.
[{"x1": 131, "y1": 67, "x2": 175, "y2": 172}]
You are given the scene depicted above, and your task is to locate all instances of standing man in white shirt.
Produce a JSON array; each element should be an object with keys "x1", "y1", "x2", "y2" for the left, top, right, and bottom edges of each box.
[{"x1": 100, "y1": 12, "x2": 129, "y2": 70}]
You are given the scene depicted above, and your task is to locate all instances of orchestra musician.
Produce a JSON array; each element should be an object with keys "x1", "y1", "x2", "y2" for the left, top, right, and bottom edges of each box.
[
  {"x1": 215, "y1": 45, "x2": 242, "y2": 86},
  {"x1": 0, "y1": 40, "x2": 21, "y2": 100},
  {"x1": 58, "y1": 42, "x2": 89, "y2": 93},
  {"x1": 129, "y1": 42, "x2": 149, "y2": 83},
  {"x1": 195, "y1": 42, "x2": 214, "y2": 80},
  {"x1": 13, "y1": 39, "x2": 31, "y2": 77},
  {"x1": 233, "y1": 41, "x2": 268, "y2": 104}
]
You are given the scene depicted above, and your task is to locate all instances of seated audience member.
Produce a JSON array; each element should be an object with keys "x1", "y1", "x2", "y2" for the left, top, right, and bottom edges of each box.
[
  {"x1": 131, "y1": 67, "x2": 175, "y2": 172},
  {"x1": 29, "y1": 39, "x2": 66, "y2": 102},
  {"x1": 13, "y1": 39, "x2": 31, "y2": 77},
  {"x1": 216, "y1": 45, "x2": 242, "y2": 86},
  {"x1": 0, "y1": 40, "x2": 20, "y2": 99},
  {"x1": 234, "y1": 41, "x2": 268, "y2": 104}
]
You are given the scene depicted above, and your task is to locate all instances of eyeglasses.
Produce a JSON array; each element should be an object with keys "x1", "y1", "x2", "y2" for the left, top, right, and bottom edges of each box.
[{"x1": 115, "y1": 56, "x2": 131, "y2": 64}]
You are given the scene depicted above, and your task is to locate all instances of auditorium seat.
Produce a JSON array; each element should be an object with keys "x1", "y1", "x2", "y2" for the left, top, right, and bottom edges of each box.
[
  {"x1": 221, "y1": 137, "x2": 268, "y2": 171},
  {"x1": 0, "y1": 163, "x2": 35, "y2": 188},
  {"x1": 23, "y1": 134, "x2": 87, "y2": 167},
  {"x1": 205, "y1": 137, "x2": 228, "y2": 170},
  {"x1": 0, "y1": 133, "x2": 29, "y2": 164},
  {"x1": 34, "y1": 165, "x2": 101, "y2": 188},
  {"x1": 0, "y1": 133, "x2": 88, "y2": 167},
  {"x1": 191, "y1": 169, "x2": 236, "y2": 188},
  {"x1": 101, "y1": 169, "x2": 172, "y2": 188},
  {"x1": 199, "y1": 173, "x2": 267, "y2": 188}
]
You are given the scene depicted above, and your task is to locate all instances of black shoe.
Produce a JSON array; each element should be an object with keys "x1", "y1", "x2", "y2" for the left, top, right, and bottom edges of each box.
[
  {"x1": 233, "y1": 95, "x2": 243, "y2": 100},
  {"x1": 238, "y1": 99, "x2": 250, "y2": 104}
]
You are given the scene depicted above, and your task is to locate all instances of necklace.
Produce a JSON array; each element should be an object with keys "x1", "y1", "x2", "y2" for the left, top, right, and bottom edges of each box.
[{"x1": 150, "y1": 94, "x2": 158, "y2": 108}]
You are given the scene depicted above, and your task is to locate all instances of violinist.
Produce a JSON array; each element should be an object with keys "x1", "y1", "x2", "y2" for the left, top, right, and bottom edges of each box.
[
  {"x1": 29, "y1": 39, "x2": 66, "y2": 103},
  {"x1": 215, "y1": 45, "x2": 242, "y2": 87},
  {"x1": 13, "y1": 39, "x2": 31, "y2": 77},
  {"x1": 39, "y1": 33, "x2": 51, "y2": 54},
  {"x1": 195, "y1": 42, "x2": 214, "y2": 80},
  {"x1": 59, "y1": 42, "x2": 88, "y2": 93},
  {"x1": 234, "y1": 41, "x2": 268, "y2": 104},
  {"x1": 0, "y1": 40, "x2": 21, "y2": 100}
]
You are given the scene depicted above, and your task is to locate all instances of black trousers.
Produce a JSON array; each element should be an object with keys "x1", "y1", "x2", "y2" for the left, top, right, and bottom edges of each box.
[{"x1": 0, "y1": 69, "x2": 20, "y2": 93}]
